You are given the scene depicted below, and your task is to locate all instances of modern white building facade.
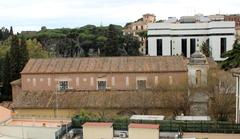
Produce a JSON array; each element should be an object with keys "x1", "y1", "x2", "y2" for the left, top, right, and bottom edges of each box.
[{"x1": 147, "y1": 21, "x2": 235, "y2": 61}]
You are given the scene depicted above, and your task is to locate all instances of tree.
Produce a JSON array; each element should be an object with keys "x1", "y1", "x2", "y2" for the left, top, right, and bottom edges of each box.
[
  {"x1": 221, "y1": 40, "x2": 240, "y2": 70},
  {"x1": 123, "y1": 34, "x2": 141, "y2": 56},
  {"x1": 10, "y1": 26, "x2": 13, "y2": 36},
  {"x1": 2, "y1": 52, "x2": 11, "y2": 98},
  {"x1": 200, "y1": 39, "x2": 211, "y2": 57},
  {"x1": 101, "y1": 24, "x2": 126, "y2": 56},
  {"x1": 1, "y1": 36, "x2": 29, "y2": 99},
  {"x1": 26, "y1": 39, "x2": 49, "y2": 58},
  {"x1": 207, "y1": 70, "x2": 235, "y2": 121}
]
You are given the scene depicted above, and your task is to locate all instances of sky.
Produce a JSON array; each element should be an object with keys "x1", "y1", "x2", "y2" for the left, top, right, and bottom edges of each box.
[{"x1": 0, "y1": 0, "x2": 239, "y2": 33}]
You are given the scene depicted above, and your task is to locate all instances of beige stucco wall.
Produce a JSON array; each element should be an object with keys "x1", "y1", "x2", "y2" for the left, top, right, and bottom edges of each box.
[
  {"x1": 21, "y1": 72, "x2": 187, "y2": 91},
  {"x1": 183, "y1": 133, "x2": 240, "y2": 139},
  {"x1": 0, "y1": 125, "x2": 59, "y2": 139},
  {"x1": 22, "y1": 72, "x2": 187, "y2": 91},
  {"x1": 83, "y1": 126, "x2": 113, "y2": 139},
  {"x1": 129, "y1": 128, "x2": 159, "y2": 139}
]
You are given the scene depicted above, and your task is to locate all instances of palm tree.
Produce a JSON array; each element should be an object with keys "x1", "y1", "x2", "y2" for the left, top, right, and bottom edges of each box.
[{"x1": 221, "y1": 40, "x2": 240, "y2": 70}]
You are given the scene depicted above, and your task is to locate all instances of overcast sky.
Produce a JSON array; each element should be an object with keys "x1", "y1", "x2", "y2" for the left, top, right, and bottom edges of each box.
[{"x1": 0, "y1": 0, "x2": 239, "y2": 32}]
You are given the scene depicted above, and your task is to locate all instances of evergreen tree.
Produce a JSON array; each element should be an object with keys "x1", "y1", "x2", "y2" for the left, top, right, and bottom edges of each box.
[
  {"x1": 221, "y1": 40, "x2": 240, "y2": 70},
  {"x1": 1, "y1": 36, "x2": 29, "y2": 99},
  {"x1": 0, "y1": 29, "x2": 3, "y2": 41},
  {"x1": 3, "y1": 28, "x2": 9, "y2": 40},
  {"x1": 200, "y1": 39, "x2": 211, "y2": 57},
  {"x1": 2, "y1": 52, "x2": 11, "y2": 98},
  {"x1": 101, "y1": 24, "x2": 126, "y2": 56},
  {"x1": 10, "y1": 26, "x2": 14, "y2": 36},
  {"x1": 123, "y1": 34, "x2": 141, "y2": 56}
]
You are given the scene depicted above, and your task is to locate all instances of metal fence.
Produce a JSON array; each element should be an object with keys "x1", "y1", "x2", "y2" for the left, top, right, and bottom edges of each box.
[
  {"x1": 55, "y1": 123, "x2": 72, "y2": 139},
  {"x1": 72, "y1": 117, "x2": 240, "y2": 133}
]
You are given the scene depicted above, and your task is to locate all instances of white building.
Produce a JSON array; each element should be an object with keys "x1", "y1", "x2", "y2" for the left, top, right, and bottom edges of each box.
[{"x1": 147, "y1": 21, "x2": 235, "y2": 61}]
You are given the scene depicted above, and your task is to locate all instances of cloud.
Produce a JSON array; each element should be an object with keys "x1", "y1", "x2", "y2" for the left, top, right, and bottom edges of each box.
[{"x1": 0, "y1": 0, "x2": 239, "y2": 32}]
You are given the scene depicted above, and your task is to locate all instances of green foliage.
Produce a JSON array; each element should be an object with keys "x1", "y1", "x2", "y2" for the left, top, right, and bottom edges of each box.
[
  {"x1": 2, "y1": 52, "x2": 11, "y2": 98},
  {"x1": 123, "y1": 34, "x2": 141, "y2": 56},
  {"x1": 200, "y1": 39, "x2": 211, "y2": 57},
  {"x1": 26, "y1": 39, "x2": 49, "y2": 58},
  {"x1": 1, "y1": 36, "x2": 29, "y2": 99},
  {"x1": 22, "y1": 24, "x2": 140, "y2": 57},
  {"x1": 137, "y1": 31, "x2": 147, "y2": 38},
  {"x1": 221, "y1": 40, "x2": 240, "y2": 70},
  {"x1": 0, "y1": 27, "x2": 11, "y2": 41}
]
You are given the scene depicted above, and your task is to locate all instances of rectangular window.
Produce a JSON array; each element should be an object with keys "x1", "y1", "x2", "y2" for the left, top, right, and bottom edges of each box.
[
  {"x1": 170, "y1": 40, "x2": 173, "y2": 56},
  {"x1": 220, "y1": 38, "x2": 227, "y2": 58},
  {"x1": 59, "y1": 81, "x2": 69, "y2": 91},
  {"x1": 97, "y1": 81, "x2": 107, "y2": 91},
  {"x1": 146, "y1": 39, "x2": 148, "y2": 55},
  {"x1": 190, "y1": 38, "x2": 196, "y2": 55},
  {"x1": 137, "y1": 80, "x2": 147, "y2": 90},
  {"x1": 181, "y1": 39, "x2": 187, "y2": 57},
  {"x1": 157, "y1": 39, "x2": 162, "y2": 56}
]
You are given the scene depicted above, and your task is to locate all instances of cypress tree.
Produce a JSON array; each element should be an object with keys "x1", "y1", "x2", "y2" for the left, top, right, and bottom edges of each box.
[
  {"x1": 1, "y1": 36, "x2": 29, "y2": 99},
  {"x1": 10, "y1": 26, "x2": 14, "y2": 36},
  {"x1": 2, "y1": 52, "x2": 11, "y2": 98}
]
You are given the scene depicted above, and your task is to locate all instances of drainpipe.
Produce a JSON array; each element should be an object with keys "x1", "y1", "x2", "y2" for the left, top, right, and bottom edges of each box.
[{"x1": 233, "y1": 73, "x2": 240, "y2": 123}]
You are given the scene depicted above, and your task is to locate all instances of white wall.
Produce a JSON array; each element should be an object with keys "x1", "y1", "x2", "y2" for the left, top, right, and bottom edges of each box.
[
  {"x1": 83, "y1": 126, "x2": 113, "y2": 139},
  {"x1": 148, "y1": 21, "x2": 236, "y2": 61},
  {"x1": 128, "y1": 128, "x2": 159, "y2": 139},
  {"x1": 0, "y1": 125, "x2": 59, "y2": 139}
]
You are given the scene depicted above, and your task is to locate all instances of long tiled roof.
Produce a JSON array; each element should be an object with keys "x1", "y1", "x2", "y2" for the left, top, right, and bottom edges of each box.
[
  {"x1": 21, "y1": 56, "x2": 187, "y2": 74},
  {"x1": 13, "y1": 90, "x2": 174, "y2": 109}
]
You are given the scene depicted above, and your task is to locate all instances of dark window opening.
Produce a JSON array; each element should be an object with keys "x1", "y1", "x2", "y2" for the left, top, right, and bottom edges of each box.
[
  {"x1": 97, "y1": 81, "x2": 107, "y2": 91},
  {"x1": 181, "y1": 39, "x2": 187, "y2": 57},
  {"x1": 146, "y1": 39, "x2": 148, "y2": 55},
  {"x1": 59, "y1": 81, "x2": 69, "y2": 91},
  {"x1": 170, "y1": 40, "x2": 173, "y2": 56},
  {"x1": 137, "y1": 80, "x2": 147, "y2": 90},
  {"x1": 157, "y1": 39, "x2": 162, "y2": 56},
  {"x1": 220, "y1": 38, "x2": 227, "y2": 58},
  {"x1": 190, "y1": 38, "x2": 196, "y2": 55}
]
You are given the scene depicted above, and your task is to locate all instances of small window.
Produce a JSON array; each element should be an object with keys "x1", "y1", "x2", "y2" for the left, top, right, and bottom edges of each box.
[
  {"x1": 97, "y1": 81, "x2": 107, "y2": 91},
  {"x1": 137, "y1": 80, "x2": 147, "y2": 90},
  {"x1": 59, "y1": 81, "x2": 69, "y2": 91}
]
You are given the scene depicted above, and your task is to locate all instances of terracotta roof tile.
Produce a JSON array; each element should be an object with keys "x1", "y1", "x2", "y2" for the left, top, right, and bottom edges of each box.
[
  {"x1": 21, "y1": 56, "x2": 187, "y2": 74},
  {"x1": 83, "y1": 122, "x2": 113, "y2": 127},
  {"x1": 129, "y1": 123, "x2": 159, "y2": 129}
]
